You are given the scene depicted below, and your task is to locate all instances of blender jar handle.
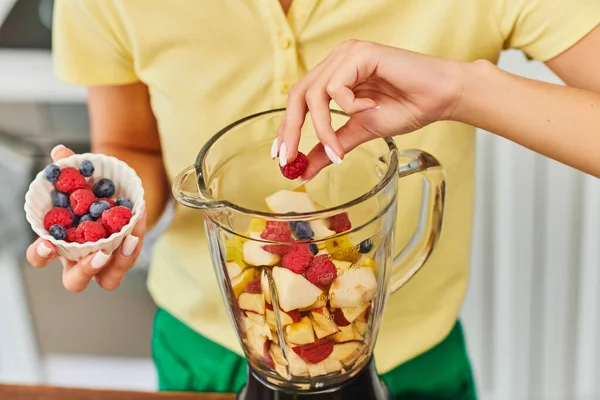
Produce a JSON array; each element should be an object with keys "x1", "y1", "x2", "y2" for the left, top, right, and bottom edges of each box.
[
  {"x1": 387, "y1": 149, "x2": 446, "y2": 295},
  {"x1": 172, "y1": 165, "x2": 225, "y2": 210}
]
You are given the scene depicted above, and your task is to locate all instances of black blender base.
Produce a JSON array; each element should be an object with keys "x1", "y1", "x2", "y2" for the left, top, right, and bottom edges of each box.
[{"x1": 237, "y1": 357, "x2": 391, "y2": 400}]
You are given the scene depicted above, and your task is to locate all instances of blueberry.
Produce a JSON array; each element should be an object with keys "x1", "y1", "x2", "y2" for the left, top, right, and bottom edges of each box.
[
  {"x1": 53, "y1": 191, "x2": 69, "y2": 208},
  {"x1": 115, "y1": 197, "x2": 133, "y2": 210},
  {"x1": 79, "y1": 214, "x2": 95, "y2": 224},
  {"x1": 294, "y1": 221, "x2": 314, "y2": 240},
  {"x1": 286, "y1": 212, "x2": 299, "y2": 230},
  {"x1": 49, "y1": 224, "x2": 67, "y2": 240},
  {"x1": 79, "y1": 160, "x2": 95, "y2": 177},
  {"x1": 44, "y1": 164, "x2": 60, "y2": 183},
  {"x1": 359, "y1": 239, "x2": 373, "y2": 254},
  {"x1": 89, "y1": 200, "x2": 111, "y2": 219},
  {"x1": 93, "y1": 178, "x2": 115, "y2": 198},
  {"x1": 309, "y1": 243, "x2": 319, "y2": 255}
]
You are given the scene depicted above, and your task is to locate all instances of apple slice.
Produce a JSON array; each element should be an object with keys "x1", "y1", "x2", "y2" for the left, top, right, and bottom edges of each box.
[
  {"x1": 225, "y1": 246, "x2": 247, "y2": 278},
  {"x1": 272, "y1": 267, "x2": 322, "y2": 312},
  {"x1": 354, "y1": 320, "x2": 368, "y2": 336},
  {"x1": 239, "y1": 293, "x2": 265, "y2": 314},
  {"x1": 329, "y1": 342, "x2": 363, "y2": 366},
  {"x1": 264, "y1": 340, "x2": 275, "y2": 368},
  {"x1": 247, "y1": 218, "x2": 267, "y2": 233},
  {"x1": 270, "y1": 343, "x2": 288, "y2": 366},
  {"x1": 309, "y1": 219, "x2": 336, "y2": 240},
  {"x1": 287, "y1": 346, "x2": 309, "y2": 376},
  {"x1": 292, "y1": 338, "x2": 335, "y2": 364},
  {"x1": 329, "y1": 267, "x2": 377, "y2": 308},
  {"x1": 243, "y1": 315, "x2": 273, "y2": 340},
  {"x1": 337, "y1": 302, "x2": 370, "y2": 324},
  {"x1": 243, "y1": 233, "x2": 281, "y2": 267},
  {"x1": 231, "y1": 268, "x2": 258, "y2": 298},
  {"x1": 332, "y1": 259, "x2": 352, "y2": 273},
  {"x1": 357, "y1": 255, "x2": 378, "y2": 274},
  {"x1": 266, "y1": 307, "x2": 294, "y2": 327},
  {"x1": 285, "y1": 316, "x2": 315, "y2": 345},
  {"x1": 265, "y1": 190, "x2": 317, "y2": 213},
  {"x1": 333, "y1": 324, "x2": 362, "y2": 343},
  {"x1": 261, "y1": 270, "x2": 272, "y2": 304},
  {"x1": 246, "y1": 326, "x2": 268, "y2": 358},
  {"x1": 308, "y1": 362, "x2": 328, "y2": 377},
  {"x1": 246, "y1": 311, "x2": 265, "y2": 326},
  {"x1": 310, "y1": 308, "x2": 339, "y2": 339}
]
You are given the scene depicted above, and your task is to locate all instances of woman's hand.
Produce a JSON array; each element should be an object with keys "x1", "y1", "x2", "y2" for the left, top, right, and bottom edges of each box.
[
  {"x1": 25, "y1": 145, "x2": 146, "y2": 292},
  {"x1": 276, "y1": 40, "x2": 463, "y2": 179}
]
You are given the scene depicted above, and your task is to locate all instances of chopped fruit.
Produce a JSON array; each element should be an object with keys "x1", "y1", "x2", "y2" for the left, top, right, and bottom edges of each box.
[
  {"x1": 308, "y1": 362, "x2": 328, "y2": 377},
  {"x1": 308, "y1": 358, "x2": 344, "y2": 376},
  {"x1": 43, "y1": 207, "x2": 73, "y2": 231},
  {"x1": 265, "y1": 190, "x2": 317, "y2": 214},
  {"x1": 226, "y1": 235, "x2": 245, "y2": 252},
  {"x1": 330, "y1": 342, "x2": 363, "y2": 366},
  {"x1": 239, "y1": 292, "x2": 265, "y2": 314},
  {"x1": 272, "y1": 267, "x2": 322, "y2": 312},
  {"x1": 357, "y1": 255, "x2": 378, "y2": 274},
  {"x1": 52, "y1": 191, "x2": 69, "y2": 208},
  {"x1": 247, "y1": 218, "x2": 267, "y2": 233},
  {"x1": 309, "y1": 219, "x2": 336, "y2": 240},
  {"x1": 264, "y1": 341, "x2": 275, "y2": 368},
  {"x1": 79, "y1": 160, "x2": 95, "y2": 177},
  {"x1": 333, "y1": 324, "x2": 362, "y2": 343},
  {"x1": 77, "y1": 221, "x2": 107, "y2": 242},
  {"x1": 305, "y1": 255, "x2": 337, "y2": 286},
  {"x1": 359, "y1": 239, "x2": 373, "y2": 254},
  {"x1": 66, "y1": 227, "x2": 80, "y2": 243},
  {"x1": 49, "y1": 224, "x2": 67, "y2": 240},
  {"x1": 69, "y1": 189, "x2": 97, "y2": 216},
  {"x1": 332, "y1": 259, "x2": 352, "y2": 273},
  {"x1": 226, "y1": 262, "x2": 244, "y2": 279},
  {"x1": 293, "y1": 184, "x2": 307, "y2": 193},
  {"x1": 231, "y1": 268, "x2": 258, "y2": 298},
  {"x1": 328, "y1": 213, "x2": 352, "y2": 233},
  {"x1": 310, "y1": 308, "x2": 339, "y2": 339},
  {"x1": 246, "y1": 330, "x2": 268, "y2": 360},
  {"x1": 101, "y1": 206, "x2": 132, "y2": 235},
  {"x1": 285, "y1": 316, "x2": 316, "y2": 345},
  {"x1": 55, "y1": 167, "x2": 87, "y2": 194},
  {"x1": 243, "y1": 316, "x2": 273, "y2": 340},
  {"x1": 281, "y1": 246, "x2": 313, "y2": 274},
  {"x1": 309, "y1": 243, "x2": 319, "y2": 255},
  {"x1": 354, "y1": 320, "x2": 368, "y2": 336},
  {"x1": 92, "y1": 178, "x2": 115, "y2": 198},
  {"x1": 337, "y1": 303, "x2": 371, "y2": 324},
  {"x1": 288, "y1": 309, "x2": 302, "y2": 323},
  {"x1": 225, "y1": 247, "x2": 247, "y2": 278},
  {"x1": 243, "y1": 233, "x2": 281, "y2": 266},
  {"x1": 299, "y1": 296, "x2": 327, "y2": 312},
  {"x1": 287, "y1": 346, "x2": 309, "y2": 376},
  {"x1": 269, "y1": 343, "x2": 288, "y2": 366},
  {"x1": 261, "y1": 270, "x2": 272, "y2": 304},
  {"x1": 44, "y1": 164, "x2": 61, "y2": 183},
  {"x1": 292, "y1": 338, "x2": 335, "y2": 364},
  {"x1": 293, "y1": 221, "x2": 314, "y2": 240},
  {"x1": 332, "y1": 309, "x2": 351, "y2": 327},
  {"x1": 266, "y1": 308, "x2": 294, "y2": 327},
  {"x1": 246, "y1": 312, "x2": 266, "y2": 326},
  {"x1": 115, "y1": 197, "x2": 132, "y2": 210},
  {"x1": 243, "y1": 277, "x2": 262, "y2": 294},
  {"x1": 280, "y1": 151, "x2": 308, "y2": 180},
  {"x1": 329, "y1": 267, "x2": 377, "y2": 308},
  {"x1": 325, "y1": 236, "x2": 360, "y2": 262},
  {"x1": 260, "y1": 221, "x2": 293, "y2": 255}
]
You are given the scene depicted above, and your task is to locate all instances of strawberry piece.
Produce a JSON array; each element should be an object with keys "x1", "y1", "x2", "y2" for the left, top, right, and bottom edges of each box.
[
  {"x1": 54, "y1": 167, "x2": 87, "y2": 194},
  {"x1": 327, "y1": 212, "x2": 352, "y2": 233},
  {"x1": 43, "y1": 207, "x2": 73, "y2": 231},
  {"x1": 280, "y1": 152, "x2": 308, "y2": 180},
  {"x1": 305, "y1": 254, "x2": 337, "y2": 286},
  {"x1": 69, "y1": 189, "x2": 97, "y2": 216},
  {"x1": 292, "y1": 339, "x2": 335, "y2": 364}
]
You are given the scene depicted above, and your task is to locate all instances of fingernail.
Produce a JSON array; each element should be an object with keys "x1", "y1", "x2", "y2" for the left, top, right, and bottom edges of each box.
[
  {"x1": 37, "y1": 242, "x2": 52, "y2": 258},
  {"x1": 279, "y1": 143, "x2": 288, "y2": 167},
  {"x1": 121, "y1": 235, "x2": 139, "y2": 257},
  {"x1": 270, "y1": 138, "x2": 279, "y2": 159},
  {"x1": 324, "y1": 145, "x2": 342, "y2": 165},
  {"x1": 50, "y1": 144, "x2": 66, "y2": 159},
  {"x1": 91, "y1": 251, "x2": 110, "y2": 269},
  {"x1": 359, "y1": 105, "x2": 380, "y2": 114}
]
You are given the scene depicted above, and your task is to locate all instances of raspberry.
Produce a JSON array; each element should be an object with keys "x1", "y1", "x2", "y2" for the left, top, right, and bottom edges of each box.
[
  {"x1": 69, "y1": 189, "x2": 97, "y2": 216},
  {"x1": 305, "y1": 254, "x2": 337, "y2": 286},
  {"x1": 55, "y1": 167, "x2": 87, "y2": 194},
  {"x1": 43, "y1": 207, "x2": 73, "y2": 231},
  {"x1": 77, "y1": 221, "x2": 107, "y2": 242},
  {"x1": 101, "y1": 198, "x2": 116, "y2": 207},
  {"x1": 101, "y1": 206, "x2": 132, "y2": 235},
  {"x1": 328, "y1": 213, "x2": 352, "y2": 233},
  {"x1": 261, "y1": 221, "x2": 293, "y2": 255},
  {"x1": 280, "y1": 152, "x2": 308, "y2": 180},
  {"x1": 66, "y1": 228, "x2": 80, "y2": 243},
  {"x1": 281, "y1": 246, "x2": 314, "y2": 274}
]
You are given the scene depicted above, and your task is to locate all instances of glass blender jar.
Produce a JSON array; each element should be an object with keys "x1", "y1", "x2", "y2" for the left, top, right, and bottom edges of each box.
[{"x1": 172, "y1": 109, "x2": 446, "y2": 399}]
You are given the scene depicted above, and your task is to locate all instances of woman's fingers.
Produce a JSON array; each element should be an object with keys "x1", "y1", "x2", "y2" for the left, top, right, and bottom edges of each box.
[
  {"x1": 26, "y1": 238, "x2": 58, "y2": 268},
  {"x1": 51, "y1": 144, "x2": 75, "y2": 161},
  {"x1": 62, "y1": 251, "x2": 111, "y2": 293}
]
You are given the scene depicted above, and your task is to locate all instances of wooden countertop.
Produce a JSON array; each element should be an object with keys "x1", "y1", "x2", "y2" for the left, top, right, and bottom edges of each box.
[{"x1": 0, "y1": 385, "x2": 235, "y2": 400}]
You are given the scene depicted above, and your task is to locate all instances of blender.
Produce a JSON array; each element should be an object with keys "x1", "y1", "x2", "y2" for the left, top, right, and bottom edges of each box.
[{"x1": 172, "y1": 109, "x2": 446, "y2": 399}]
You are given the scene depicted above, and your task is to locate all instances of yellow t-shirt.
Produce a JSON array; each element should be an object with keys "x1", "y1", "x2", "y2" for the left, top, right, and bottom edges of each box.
[{"x1": 53, "y1": 0, "x2": 600, "y2": 372}]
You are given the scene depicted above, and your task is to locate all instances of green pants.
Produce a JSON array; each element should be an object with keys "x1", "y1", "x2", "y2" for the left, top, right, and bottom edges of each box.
[{"x1": 152, "y1": 309, "x2": 477, "y2": 399}]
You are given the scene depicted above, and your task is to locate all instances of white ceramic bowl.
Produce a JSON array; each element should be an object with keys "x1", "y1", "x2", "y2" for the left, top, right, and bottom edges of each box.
[{"x1": 24, "y1": 153, "x2": 145, "y2": 261}]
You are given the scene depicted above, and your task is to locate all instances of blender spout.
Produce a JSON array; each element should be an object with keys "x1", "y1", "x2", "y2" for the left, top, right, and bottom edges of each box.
[{"x1": 172, "y1": 165, "x2": 225, "y2": 210}]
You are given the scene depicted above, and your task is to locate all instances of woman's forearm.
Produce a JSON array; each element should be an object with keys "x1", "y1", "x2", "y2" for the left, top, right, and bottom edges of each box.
[{"x1": 452, "y1": 60, "x2": 600, "y2": 177}]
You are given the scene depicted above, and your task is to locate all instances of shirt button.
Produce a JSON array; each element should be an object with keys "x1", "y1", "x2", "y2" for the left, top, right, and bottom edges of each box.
[
  {"x1": 278, "y1": 36, "x2": 291, "y2": 50},
  {"x1": 280, "y1": 82, "x2": 291, "y2": 94}
]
